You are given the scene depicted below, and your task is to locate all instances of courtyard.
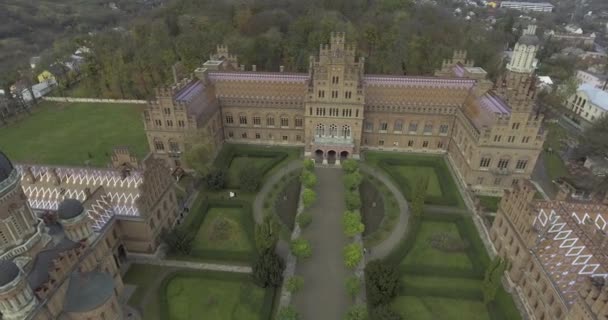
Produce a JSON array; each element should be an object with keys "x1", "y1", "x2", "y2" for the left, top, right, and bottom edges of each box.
[{"x1": 0, "y1": 101, "x2": 148, "y2": 166}]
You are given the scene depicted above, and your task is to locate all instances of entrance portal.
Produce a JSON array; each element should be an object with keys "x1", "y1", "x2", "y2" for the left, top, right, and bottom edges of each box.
[
  {"x1": 314, "y1": 150, "x2": 324, "y2": 164},
  {"x1": 327, "y1": 150, "x2": 337, "y2": 165},
  {"x1": 340, "y1": 151, "x2": 349, "y2": 161}
]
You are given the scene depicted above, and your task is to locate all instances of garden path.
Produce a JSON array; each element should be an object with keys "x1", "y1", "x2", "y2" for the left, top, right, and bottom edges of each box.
[
  {"x1": 252, "y1": 160, "x2": 303, "y2": 224},
  {"x1": 359, "y1": 163, "x2": 411, "y2": 260},
  {"x1": 292, "y1": 167, "x2": 350, "y2": 320}
]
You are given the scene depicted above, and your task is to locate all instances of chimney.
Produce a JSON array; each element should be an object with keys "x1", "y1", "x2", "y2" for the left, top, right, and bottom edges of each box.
[
  {"x1": 252, "y1": 65, "x2": 257, "y2": 72},
  {"x1": 280, "y1": 65, "x2": 284, "y2": 73}
]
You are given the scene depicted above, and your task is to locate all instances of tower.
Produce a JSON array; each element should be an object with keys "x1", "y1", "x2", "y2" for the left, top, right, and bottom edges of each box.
[
  {"x1": 57, "y1": 198, "x2": 94, "y2": 243},
  {"x1": 0, "y1": 260, "x2": 38, "y2": 320},
  {"x1": 507, "y1": 25, "x2": 539, "y2": 74}
]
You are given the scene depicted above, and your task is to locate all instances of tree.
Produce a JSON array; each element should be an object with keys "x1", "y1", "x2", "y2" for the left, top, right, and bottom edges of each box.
[
  {"x1": 254, "y1": 215, "x2": 279, "y2": 252},
  {"x1": 411, "y1": 176, "x2": 429, "y2": 217},
  {"x1": 252, "y1": 249, "x2": 285, "y2": 288},
  {"x1": 277, "y1": 305, "x2": 299, "y2": 320},
  {"x1": 365, "y1": 260, "x2": 400, "y2": 307},
  {"x1": 304, "y1": 159, "x2": 315, "y2": 170},
  {"x1": 482, "y1": 257, "x2": 507, "y2": 304},
  {"x1": 301, "y1": 170, "x2": 317, "y2": 188},
  {"x1": 344, "y1": 171, "x2": 363, "y2": 190},
  {"x1": 205, "y1": 169, "x2": 226, "y2": 191},
  {"x1": 346, "y1": 276, "x2": 361, "y2": 299},
  {"x1": 370, "y1": 305, "x2": 402, "y2": 320},
  {"x1": 345, "y1": 304, "x2": 368, "y2": 320},
  {"x1": 183, "y1": 133, "x2": 215, "y2": 176},
  {"x1": 302, "y1": 188, "x2": 317, "y2": 208},
  {"x1": 297, "y1": 212, "x2": 312, "y2": 228},
  {"x1": 345, "y1": 190, "x2": 362, "y2": 211},
  {"x1": 343, "y1": 210, "x2": 365, "y2": 237},
  {"x1": 286, "y1": 276, "x2": 304, "y2": 293},
  {"x1": 342, "y1": 159, "x2": 359, "y2": 173},
  {"x1": 290, "y1": 238, "x2": 312, "y2": 259},
  {"x1": 343, "y1": 243, "x2": 363, "y2": 269},
  {"x1": 240, "y1": 164, "x2": 263, "y2": 192},
  {"x1": 578, "y1": 115, "x2": 608, "y2": 158},
  {"x1": 161, "y1": 229, "x2": 192, "y2": 255}
]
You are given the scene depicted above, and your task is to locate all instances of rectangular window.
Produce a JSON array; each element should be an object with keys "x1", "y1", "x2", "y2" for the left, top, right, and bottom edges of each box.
[
  {"x1": 226, "y1": 114, "x2": 234, "y2": 124},
  {"x1": 394, "y1": 121, "x2": 403, "y2": 132},
  {"x1": 409, "y1": 122, "x2": 418, "y2": 133},
  {"x1": 295, "y1": 118, "x2": 303, "y2": 128},
  {"x1": 494, "y1": 177, "x2": 502, "y2": 186},
  {"x1": 356, "y1": 109, "x2": 359, "y2": 117},
  {"x1": 241, "y1": 132, "x2": 248, "y2": 139},
  {"x1": 255, "y1": 133, "x2": 260, "y2": 139},
  {"x1": 253, "y1": 116, "x2": 261, "y2": 125},
  {"x1": 424, "y1": 123, "x2": 433, "y2": 134},
  {"x1": 494, "y1": 135, "x2": 501, "y2": 142},
  {"x1": 408, "y1": 140, "x2": 414, "y2": 147},
  {"x1": 480, "y1": 157, "x2": 491, "y2": 168},
  {"x1": 477, "y1": 177, "x2": 484, "y2": 184},
  {"x1": 155, "y1": 119, "x2": 162, "y2": 127},
  {"x1": 267, "y1": 116, "x2": 275, "y2": 126},
  {"x1": 522, "y1": 136, "x2": 530, "y2": 143},
  {"x1": 178, "y1": 120, "x2": 185, "y2": 127},
  {"x1": 169, "y1": 141, "x2": 179, "y2": 152},
  {"x1": 379, "y1": 139, "x2": 385, "y2": 146},
  {"x1": 281, "y1": 117, "x2": 289, "y2": 127},
  {"x1": 512, "y1": 123, "x2": 520, "y2": 130},
  {"x1": 164, "y1": 108, "x2": 171, "y2": 115},
  {"x1": 508, "y1": 136, "x2": 515, "y2": 143},
  {"x1": 380, "y1": 122, "x2": 388, "y2": 131},
  {"x1": 296, "y1": 135, "x2": 302, "y2": 142},
  {"x1": 437, "y1": 141, "x2": 444, "y2": 149},
  {"x1": 318, "y1": 90, "x2": 325, "y2": 98},
  {"x1": 439, "y1": 124, "x2": 449, "y2": 134},
  {"x1": 364, "y1": 121, "x2": 373, "y2": 132},
  {"x1": 422, "y1": 141, "x2": 429, "y2": 148},
  {"x1": 282, "y1": 135, "x2": 288, "y2": 141},
  {"x1": 516, "y1": 160, "x2": 528, "y2": 170},
  {"x1": 497, "y1": 159, "x2": 510, "y2": 169},
  {"x1": 239, "y1": 115, "x2": 247, "y2": 125},
  {"x1": 228, "y1": 131, "x2": 234, "y2": 138},
  {"x1": 166, "y1": 120, "x2": 173, "y2": 127}
]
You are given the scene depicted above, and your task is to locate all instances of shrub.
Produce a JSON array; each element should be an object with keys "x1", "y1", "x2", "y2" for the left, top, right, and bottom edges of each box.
[
  {"x1": 205, "y1": 169, "x2": 226, "y2": 190},
  {"x1": 304, "y1": 159, "x2": 315, "y2": 170},
  {"x1": 302, "y1": 188, "x2": 317, "y2": 208},
  {"x1": 343, "y1": 243, "x2": 363, "y2": 269},
  {"x1": 290, "y1": 238, "x2": 312, "y2": 259},
  {"x1": 345, "y1": 304, "x2": 368, "y2": 320},
  {"x1": 343, "y1": 172, "x2": 363, "y2": 190},
  {"x1": 301, "y1": 170, "x2": 317, "y2": 188},
  {"x1": 297, "y1": 212, "x2": 313, "y2": 228},
  {"x1": 343, "y1": 210, "x2": 365, "y2": 237},
  {"x1": 254, "y1": 215, "x2": 279, "y2": 252},
  {"x1": 346, "y1": 276, "x2": 361, "y2": 298},
  {"x1": 365, "y1": 260, "x2": 400, "y2": 307},
  {"x1": 239, "y1": 165, "x2": 263, "y2": 192},
  {"x1": 286, "y1": 276, "x2": 304, "y2": 293},
  {"x1": 277, "y1": 305, "x2": 299, "y2": 320},
  {"x1": 252, "y1": 249, "x2": 285, "y2": 288},
  {"x1": 370, "y1": 305, "x2": 402, "y2": 320},
  {"x1": 345, "y1": 190, "x2": 362, "y2": 211},
  {"x1": 342, "y1": 159, "x2": 359, "y2": 173}
]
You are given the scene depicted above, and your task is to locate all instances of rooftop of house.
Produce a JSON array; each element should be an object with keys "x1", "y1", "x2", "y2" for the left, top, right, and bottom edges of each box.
[{"x1": 578, "y1": 84, "x2": 608, "y2": 111}]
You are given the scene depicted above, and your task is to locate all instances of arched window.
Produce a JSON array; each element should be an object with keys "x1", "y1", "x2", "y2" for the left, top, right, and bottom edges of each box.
[
  {"x1": 295, "y1": 116, "x2": 303, "y2": 128},
  {"x1": 168, "y1": 139, "x2": 179, "y2": 152},
  {"x1": 329, "y1": 124, "x2": 338, "y2": 137},
  {"x1": 394, "y1": 120, "x2": 403, "y2": 132},
  {"x1": 316, "y1": 124, "x2": 325, "y2": 137},
  {"x1": 266, "y1": 114, "x2": 275, "y2": 127},
  {"x1": 153, "y1": 138, "x2": 164, "y2": 151},
  {"x1": 341, "y1": 125, "x2": 351, "y2": 138}
]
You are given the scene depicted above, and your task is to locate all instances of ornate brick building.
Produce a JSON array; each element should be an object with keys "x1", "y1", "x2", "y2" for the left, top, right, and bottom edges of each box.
[
  {"x1": 491, "y1": 179, "x2": 608, "y2": 320},
  {"x1": 144, "y1": 29, "x2": 545, "y2": 195},
  {"x1": 0, "y1": 148, "x2": 178, "y2": 319}
]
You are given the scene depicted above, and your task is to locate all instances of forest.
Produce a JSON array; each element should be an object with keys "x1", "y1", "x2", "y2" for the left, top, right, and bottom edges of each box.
[{"x1": 6, "y1": 0, "x2": 529, "y2": 99}]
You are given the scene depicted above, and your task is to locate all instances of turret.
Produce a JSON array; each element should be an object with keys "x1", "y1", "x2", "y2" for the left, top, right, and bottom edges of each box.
[
  {"x1": 0, "y1": 260, "x2": 38, "y2": 320},
  {"x1": 507, "y1": 25, "x2": 539, "y2": 74},
  {"x1": 57, "y1": 199, "x2": 93, "y2": 243}
]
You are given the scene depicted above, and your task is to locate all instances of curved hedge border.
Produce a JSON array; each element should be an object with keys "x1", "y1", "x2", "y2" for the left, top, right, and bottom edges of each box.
[{"x1": 159, "y1": 270, "x2": 277, "y2": 320}]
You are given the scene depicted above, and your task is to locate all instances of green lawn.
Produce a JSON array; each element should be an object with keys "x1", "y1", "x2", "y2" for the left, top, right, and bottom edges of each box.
[
  {"x1": 0, "y1": 101, "x2": 148, "y2": 166},
  {"x1": 164, "y1": 273, "x2": 269, "y2": 320},
  {"x1": 401, "y1": 221, "x2": 473, "y2": 272},
  {"x1": 478, "y1": 196, "x2": 502, "y2": 213},
  {"x1": 544, "y1": 151, "x2": 569, "y2": 181},
  {"x1": 392, "y1": 166, "x2": 442, "y2": 197},
  {"x1": 392, "y1": 296, "x2": 491, "y2": 320},
  {"x1": 401, "y1": 275, "x2": 482, "y2": 293},
  {"x1": 542, "y1": 123, "x2": 570, "y2": 181},
  {"x1": 193, "y1": 207, "x2": 254, "y2": 254},
  {"x1": 227, "y1": 156, "x2": 276, "y2": 187},
  {"x1": 123, "y1": 264, "x2": 171, "y2": 320}
]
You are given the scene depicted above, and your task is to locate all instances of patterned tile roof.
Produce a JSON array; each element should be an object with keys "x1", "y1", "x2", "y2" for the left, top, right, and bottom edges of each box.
[
  {"x1": 532, "y1": 201, "x2": 608, "y2": 305},
  {"x1": 208, "y1": 72, "x2": 310, "y2": 83},
  {"x1": 363, "y1": 75, "x2": 476, "y2": 89}
]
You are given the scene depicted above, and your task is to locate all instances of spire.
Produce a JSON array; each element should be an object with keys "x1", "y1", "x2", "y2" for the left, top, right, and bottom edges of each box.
[{"x1": 507, "y1": 24, "x2": 539, "y2": 74}]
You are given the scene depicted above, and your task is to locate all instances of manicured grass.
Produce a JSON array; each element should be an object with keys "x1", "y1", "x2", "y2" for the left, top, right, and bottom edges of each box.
[
  {"x1": 227, "y1": 156, "x2": 275, "y2": 187},
  {"x1": 193, "y1": 207, "x2": 254, "y2": 254},
  {"x1": 123, "y1": 264, "x2": 172, "y2": 320},
  {"x1": 164, "y1": 273, "x2": 269, "y2": 320},
  {"x1": 0, "y1": 101, "x2": 148, "y2": 166},
  {"x1": 401, "y1": 221, "x2": 473, "y2": 272},
  {"x1": 392, "y1": 296, "x2": 491, "y2": 320},
  {"x1": 544, "y1": 151, "x2": 569, "y2": 181},
  {"x1": 478, "y1": 196, "x2": 502, "y2": 213},
  {"x1": 401, "y1": 275, "x2": 482, "y2": 293},
  {"x1": 392, "y1": 166, "x2": 442, "y2": 197},
  {"x1": 542, "y1": 123, "x2": 571, "y2": 181}
]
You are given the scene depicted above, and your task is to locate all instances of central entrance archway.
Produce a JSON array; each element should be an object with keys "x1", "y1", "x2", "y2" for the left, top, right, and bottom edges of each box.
[
  {"x1": 327, "y1": 150, "x2": 337, "y2": 164},
  {"x1": 340, "y1": 151, "x2": 349, "y2": 161},
  {"x1": 314, "y1": 149, "x2": 324, "y2": 164}
]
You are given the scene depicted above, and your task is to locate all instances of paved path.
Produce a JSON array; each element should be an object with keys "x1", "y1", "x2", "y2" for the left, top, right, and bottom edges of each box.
[
  {"x1": 359, "y1": 163, "x2": 411, "y2": 260},
  {"x1": 293, "y1": 167, "x2": 350, "y2": 320},
  {"x1": 253, "y1": 160, "x2": 303, "y2": 224},
  {"x1": 127, "y1": 256, "x2": 252, "y2": 273}
]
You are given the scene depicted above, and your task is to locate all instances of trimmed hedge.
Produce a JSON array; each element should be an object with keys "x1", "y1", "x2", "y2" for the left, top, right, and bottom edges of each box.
[
  {"x1": 159, "y1": 270, "x2": 277, "y2": 320},
  {"x1": 175, "y1": 199, "x2": 257, "y2": 263}
]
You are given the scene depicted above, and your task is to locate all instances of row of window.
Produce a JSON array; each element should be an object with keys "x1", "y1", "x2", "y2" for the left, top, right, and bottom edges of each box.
[
  {"x1": 479, "y1": 157, "x2": 528, "y2": 170},
  {"x1": 225, "y1": 114, "x2": 303, "y2": 128},
  {"x1": 315, "y1": 124, "x2": 351, "y2": 138},
  {"x1": 493, "y1": 135, "x2": 532, "y2": 144},
  {"x1": 227, "y1": 131, "x2": 302, "y2": 142},
  {"x1": 153, "y1": 119, "x2": 186, "y2": 128},
  {"x1": 364, "y1": 121, "x2": 449, "y2": 134},
  {"x1": 368, "y1": 139, "x2": 445, "y2": 149},
  {"x1": 317, "y1": 90, "x2": 354, "y2": 100},
  {"x1": 153, "y1": 139, "x2": 180, "y2": 152},
  {"x1": 311, "y1": 107, "x2": 359, "y2": 118},
  {"x1": 476, "y1": 176, "x2": 518, "y2": 186}
]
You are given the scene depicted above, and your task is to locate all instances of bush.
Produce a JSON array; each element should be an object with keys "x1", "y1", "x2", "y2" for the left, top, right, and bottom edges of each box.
[
  {"x1": 277, "y1": 305, "x2": 299, "y2": 320},
  {"x1": 290, "y1": 238, "x2": 312, "y2": 259},
  {"x1": 343, "y1": 210, "x2": 365, "y2": 237},
  {"x1": 365, "y1": 260, "x2": 400, "y2": 307},
  {"x1": 343, "y1": 243, "x2": 363, "y2": 269},
  {"x1": 301, "y1": 170, "x2": 317, "y2": 188},
  {"x1": 346, "y1": 276, "x2": 361, "y2": 298},
  {"x1": 342, "y1": 159, "x2": 359, "y2": 173},
  {"x1": 302, "y1": 188, "x2": 317, "y2": 208},
  {"x1": 370, "y1": 305, "x2": 401, "y2": 320},
  {"x1": 240, "y1": 165, "x2": 263, "y2": 192},
  {"x1": 297, "y1": 212, "x2": 313, "y2": 228},
  {"x1": 254, "y1": 215, "x2": 279, "y2": 252},
  {"x1": 286, "y1": 276, "x2": 304, "y2": 293},
  {"x1": 205, "y1": 169, "x2": 226, "y2": 190},
  {"x1": 252, "y1": 249, "x2": 285, "y2": 288},
  {"x1": 345, "y1": 304, "x2": 368, "y2": 320},
  {"x1": 344, "y1": 171, "x2": 363, "y2": 190},
  {"x1": 304, "y1": 159, "x2": 315, "y2": 170},
  {"x1": 345, "y1": 190, "x2": 362, "y2": 211}
]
